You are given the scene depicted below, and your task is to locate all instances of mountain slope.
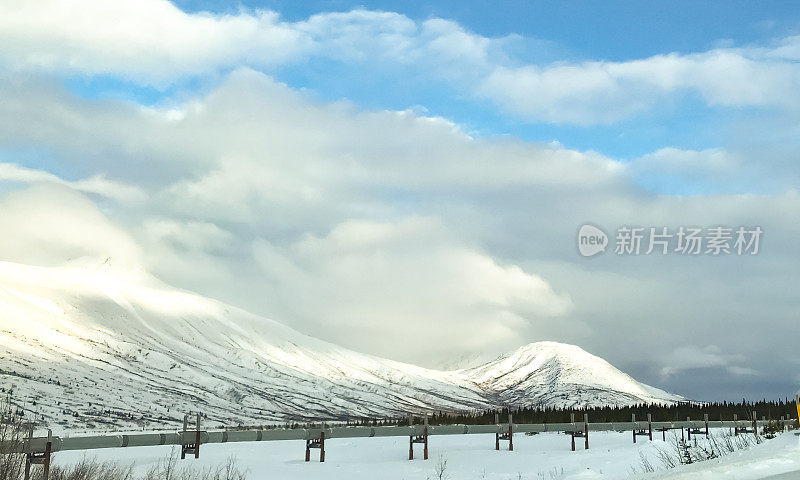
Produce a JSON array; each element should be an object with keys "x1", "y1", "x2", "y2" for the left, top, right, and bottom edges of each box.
[
  {"x1": 0, "y1": 260, "x2": 680, "y2": 432},
  {"x1": 461, "y1": 342, "x2": 681, "y2": 407}
]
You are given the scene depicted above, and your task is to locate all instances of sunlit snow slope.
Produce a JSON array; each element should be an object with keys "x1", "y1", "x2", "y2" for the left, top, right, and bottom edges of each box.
[
  {"x1": 0, "y1": 261, "x2": 681, "y2": 431},
  {"x1": 462, "y1": 342, "x2": 680, "y2": 407}
]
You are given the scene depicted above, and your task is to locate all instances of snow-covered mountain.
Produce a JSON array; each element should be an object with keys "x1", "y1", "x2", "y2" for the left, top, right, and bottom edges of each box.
[
  {"x1": 0, "y1": 260, "x2": 681, "y2": 432},
  {"x1": 462, "y1": 342, "x2": 679, "y2": 407}
]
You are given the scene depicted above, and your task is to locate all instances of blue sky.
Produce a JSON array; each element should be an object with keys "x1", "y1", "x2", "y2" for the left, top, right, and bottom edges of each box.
[{"x1": 61, "y1": 0, "x2": 800, "y2": 166}]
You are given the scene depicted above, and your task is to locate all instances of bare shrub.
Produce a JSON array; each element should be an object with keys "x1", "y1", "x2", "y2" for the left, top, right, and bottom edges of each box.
[
  {"x1": 429, "y1": 453, "x2": 448, "y2": 480},
  {"x1": 0, "y1": 394, "x2": 27, "y2": 480},
  {"x1": 536, "y1": 466, "x2": 564, "y2": 479}
]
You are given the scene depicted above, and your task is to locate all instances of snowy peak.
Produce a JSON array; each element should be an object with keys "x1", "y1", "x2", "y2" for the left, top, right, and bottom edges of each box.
[{"x1": 462, "y1": 341, "x2": 682, "y2": 407}]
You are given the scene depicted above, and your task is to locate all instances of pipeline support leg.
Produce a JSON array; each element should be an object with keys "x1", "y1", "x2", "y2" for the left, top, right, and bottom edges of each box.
[
  {"x1": 584, "y1": 420, "x2": 589, "y2": 450},
  {"x1": 42, "y1": 441, "x2": 52, "y2": 480},
  {"x1": 423, "y1": 428, "x2": 428, "y2": 460}
]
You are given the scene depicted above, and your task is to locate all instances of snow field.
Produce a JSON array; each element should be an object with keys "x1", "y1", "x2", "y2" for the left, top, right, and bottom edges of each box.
[{"x1": 48, "y1": 429, "x2": 800, "y2": 480}]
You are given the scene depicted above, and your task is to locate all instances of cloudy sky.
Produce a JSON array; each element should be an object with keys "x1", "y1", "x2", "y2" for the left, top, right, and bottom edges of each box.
[{"x1": 1, "y1": 0, "x2": 798, "y2": 401}]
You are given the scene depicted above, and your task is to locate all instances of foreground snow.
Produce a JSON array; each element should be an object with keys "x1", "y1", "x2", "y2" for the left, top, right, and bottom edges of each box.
[
  {"x1": 644, "y1": 433, "x2": 800, "y2": 480},
  {"x1": 49, "y1": 430, "x2": 800, "y2": 480}
]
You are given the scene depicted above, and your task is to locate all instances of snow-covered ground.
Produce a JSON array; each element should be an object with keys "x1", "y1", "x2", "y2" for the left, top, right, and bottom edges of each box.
[{"x1": 47, "y1": 430, "x2": 800, "y2": 480}]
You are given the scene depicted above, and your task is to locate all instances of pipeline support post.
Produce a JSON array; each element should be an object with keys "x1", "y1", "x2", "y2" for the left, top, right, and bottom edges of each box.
[
  {"x1": 181, "y1": 415, "x2": 187, "y2": 460},
  {"x1": 320, "y1": 431, "x2": 325, "y2": 462},
  {"x1": 43, "y1": 430, "x2": 52, "y2": 480},
  {"x1": 632, "y1": 414, "x2": 651, "y2": 443},
  {"x1": 584, "y1": 413, "x2": 589, "y2": 450},
  {"x1": 508, "y1": 413, "x2": 514, "y2": 451},
  {"x1": 24, "y1": 429, "x2": 52, "y2": 480},
  {"x1": 570, "y1": 414, "x2": 576, "y2": 451},
  {"x1": 306, "y1": 430, "x2": 325, "y2": 462},
  {"x1": 424, "y1": 414, "x2": 429, "y2": 460},
  {"x1": 704, "y1": 414, "x2": 709, "y2": 438},
  {"x1": 408, "y1": 414, "x2": 414, "y2": 460},
  {"x1": 408, "y1": 414, "x2": 429, "y2": 460},
  {"x1": 496, "y1": 412, "x2": 513, "y2": 451},
  {"x1": 194, "y1": 413, "x2": 201, "y2": 459},
  {"x1": 569, "y1": 412, "x2": 588, "y2": 451},
  {"x1": 181, "y1": 413, "x2": 202, "y2": 460},
  {"x1": 495, "y1": 414, "x2": 500, "y2": 450},
  {"x1": 23, "y1": 427, "x2": 32, "y2": 480}
]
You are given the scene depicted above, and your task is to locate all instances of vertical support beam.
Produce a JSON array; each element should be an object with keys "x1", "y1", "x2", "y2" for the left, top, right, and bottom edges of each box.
[
  {"x1": 752, "y1": 411, "x2": 758, "y2": 438},
  {"x1": 681, "y1": 425, "x2": 685, "y2": 442},
  {"x1": 305, "y1": 440, "x2": 311, "y2": 462},
  {"x1": 194, "y1": 413, "x2": 201, "y2": 459},
  {"x1": 632, "y1": 414, "x2": 636, "y2": 443},
  {"x1": 42, "y1": 429, "x2": 52, "y2": 480},
  {"x1": 687, "y1": 417, "x2": 691, "y2": 441},
  {"x1": 704, "y1": 413, "x2": 709, "y2": 438},
  {"x1": 570, "y1": 413, "x2": 575, "y2": 451},
  {"x1": 734, "y1": 414, "x2": 739, "y2": 436},
  {"x1": 423, "y1": 414, "x2": 429, "y2": 461},
  {"x1": 495, "y1": 413, "x2": 499, "y2": 451},
  {"x1": 509, "y1": 413, "x2": 515, "y2": 452},
  {"x1": 24, "y1": 428, "x2": 32, "y2": 480},
  {"x1": 319, "y1": 431, "x2": 325, "y2": 463},
  {"x1": 408, "y1": 414, "x2": 414, "y2": 460},
  {"x1": 648, "y1": 413, "x2": 653, "y2": 441},
  {"x1": 181, "y1": 415, "x2": 188, "y2": 459},
  {"x1": 584, "y1": 413, "x2": 589, "y2": 450}
]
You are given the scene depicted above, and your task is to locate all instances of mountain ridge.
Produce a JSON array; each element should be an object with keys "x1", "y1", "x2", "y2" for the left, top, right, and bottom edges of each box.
[{"x1": 0, "y1": 260, "x2": 682, "y2": 432}]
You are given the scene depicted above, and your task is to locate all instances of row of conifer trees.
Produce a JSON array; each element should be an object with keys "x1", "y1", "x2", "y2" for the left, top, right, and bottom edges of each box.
[{"x1": 337, "y1": 398, "x2": 799, "y2": 427}]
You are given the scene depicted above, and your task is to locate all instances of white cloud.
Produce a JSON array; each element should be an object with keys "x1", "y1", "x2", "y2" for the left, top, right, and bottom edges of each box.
[
  {"x1": 0, "y1": 162, "x2": 146, "y2": 202},
  {"x1": 0, "y1": 0, "x2": 307, "y2": 84},
  {"x1": 251, "y1": 217, "x2": 572, "y2": 361},
  {"x1": 660, "y1": 345, "x2": 757, "y2": 377},
  {"x1": 0, "y1": 67, "x2": 797, "y2": 391},
  {"x1": 3, "y1": 1, "x2": 799, "y2": 124},
  {"x1": 0, "y1": 184, "x2": 143, "y2": 271},
  {"x1": 480, "y1": 45, "x2": 800, "y2": 124}
]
